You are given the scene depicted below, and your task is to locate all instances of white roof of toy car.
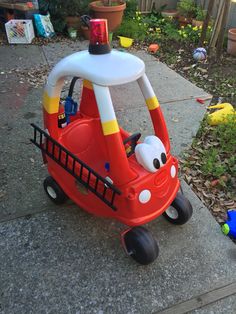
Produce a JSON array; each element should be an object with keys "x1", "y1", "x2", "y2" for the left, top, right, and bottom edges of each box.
[{"x1": 47, "y1": 50, "x2": 145, "y2": 87}]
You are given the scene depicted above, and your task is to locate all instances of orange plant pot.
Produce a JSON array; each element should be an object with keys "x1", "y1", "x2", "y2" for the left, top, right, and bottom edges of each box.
[
  {"x1": 227, "y1": 28, "x2": 236, "y2": 56},
  {"x1": 89, "y1": 1, "x2": 126, "y2": 32}
]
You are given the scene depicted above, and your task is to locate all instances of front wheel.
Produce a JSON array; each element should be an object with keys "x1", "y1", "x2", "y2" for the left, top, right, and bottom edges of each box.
[
  {"x1": 163, "y1": 192, "x2": 193, "y2": 225},
  {"x1": 43, "y1": 176, "x2": 68, "y2": 205},
  {"x1": 122, "y1": 226, "x2": 159, "y2": 265}
]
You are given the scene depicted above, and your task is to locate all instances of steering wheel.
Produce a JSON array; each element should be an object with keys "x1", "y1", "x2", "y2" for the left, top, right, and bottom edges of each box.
[{"x1": 123, "y1": 132, "x2": 141, "y2": 157}]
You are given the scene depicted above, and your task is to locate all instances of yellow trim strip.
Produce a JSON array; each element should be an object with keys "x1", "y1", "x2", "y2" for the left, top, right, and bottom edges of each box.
[
  {"x1": 146, "y1": 96, "x2": 160, "y2": 110},
  {"x1": 102, "y1": 119, "x2": 119, "y2": 136},
  {"x1": 83, "y1": 80, "x2": 93, "y2": 90},
  {"x1": 43, "y1": 92, "x2": 60, "y2": 114}
]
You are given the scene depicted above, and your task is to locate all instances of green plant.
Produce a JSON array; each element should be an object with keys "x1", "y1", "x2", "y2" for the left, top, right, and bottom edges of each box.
[
  {"x1": 125, "y1": 0, "x2": 138, "y2": 18},
  {"x1": 201, "y1": 148, "x2": 226, "y2": 178},
  {"x1": 115, "y1": 15, "x2": 148, "y2": 40},
  {"x1": 178, "y1": 24, "x2": 201, "y2": 43},
  {"x1": 195, "y1": 6, "x2": 206, "y2": 21},
  {"x1": 213, "y1": 115, "x2": 236, "y2": 155},
  {"x1": 40, "y1": 0, "x2": 90, "y2": 32},
  {"x1": 142, "y1": 13, "x2": 181, "y2": 43},
  {"x1": 177, "y1": 0, "x2": 196, "y2": 18}
]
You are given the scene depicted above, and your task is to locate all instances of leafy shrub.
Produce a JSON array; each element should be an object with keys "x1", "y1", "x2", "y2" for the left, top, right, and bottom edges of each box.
[
  {"x1": 116, "y1": 13, "x2": 148, "y2": 40},
  {"x1": 201, "y1": 148, "x2": 227, "y2": 178},
  {"x1": 195, "y1": 6, "x2": 207, "y2": 21},
  {"x1": 125, "y1": 0, "x2": 138, "y2": 18},
  {"x1": 177, "y1": 0, "x2": 196, "y2": 18}
]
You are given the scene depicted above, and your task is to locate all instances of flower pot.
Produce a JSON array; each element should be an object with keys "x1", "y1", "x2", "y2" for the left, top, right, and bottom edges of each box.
[
  {"x1": 81, "y1": 25, "x2": 90, "y2": 40},
  {"x1": 227, "y1": 28, "x2": 236, "y2": 56},
  {"x1": 66, "y1": 16, "x2": 80, "y2": 30},
  {"x1": 161, "y1": 10, "x2": 178, "y2": 18},
  {"x1": 192, "y1": 19, "x2": 203, "y2": 27},
  {"x1": 89, "y1": 1, "x2": 126, "y2": 32},
  {"x1": 178, "y1": 15, "x2": 192, "y2": 27}
]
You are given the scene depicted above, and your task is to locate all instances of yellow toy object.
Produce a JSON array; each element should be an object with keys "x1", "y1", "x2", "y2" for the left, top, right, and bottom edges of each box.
[
  {"x1": 118, "y1": 36, "x2": 133, "y2": 48},
  {"x1": 207, "y1": 103, "x2": 236, "y2": 126}
]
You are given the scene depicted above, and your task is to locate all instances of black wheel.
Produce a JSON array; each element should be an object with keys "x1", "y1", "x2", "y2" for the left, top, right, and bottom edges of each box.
[
  {"x1": 123, "y1": 226, "x2": 159, "y2": 265},
  {"x1": 43, "y1": 176, "x2": 68, "y2": 205},
  {"x1": 163, "y1": 192, "x2": 193, "y2": 225}
]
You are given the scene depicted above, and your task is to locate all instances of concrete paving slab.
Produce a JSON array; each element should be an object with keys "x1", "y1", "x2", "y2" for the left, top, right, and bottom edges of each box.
[
  {"x1": 42, "y1": 40, "x2": 89, "y2": 65},
  {"x1": 131, "y1": 50, "x2": 210, "y2": 103},
  {"x1": 116, "y1": 98, "x2": 208, "y2": 157},
  {"x1": 0, "y1": 75, "x2": 51, "y2": 221},
  {"x1": 0, "y1": 181, "x2": 236, "y2": 314},
  {"x1": 191, "y1": 295, "x2": 236, "y2": 314},
  {"x1": 0, "y1": 45, "x2": 46, "y2": 70}
]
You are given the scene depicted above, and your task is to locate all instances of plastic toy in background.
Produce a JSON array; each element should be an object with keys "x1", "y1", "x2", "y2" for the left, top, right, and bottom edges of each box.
[
  {"x1": 222, "y1": 210, "x2": 236, "y2": 239},
  {"x1": 34, "y1": 13, "x2": 55, "y2": 38},
  {"x1": 148, "y1": 44, "x2": 159, "y2": 54},
  {"x1": 118, "y1": 36, "x2": 133, "y2": 48},
  {"x1": 31, "y1": 19, "x2": 193, "y2": 265},
  {"x1": 196, "y1": 95, "x2": 212, "y2": 104},
  {"x1": 193, "y1": 47, "x2": 207, "y2": 61},
  {"x1": 68, "y1": 27, "x2": 77, "y2": 39},
  {"x1": 207, "y1": 103, "x2": 236, "y2": 125}
]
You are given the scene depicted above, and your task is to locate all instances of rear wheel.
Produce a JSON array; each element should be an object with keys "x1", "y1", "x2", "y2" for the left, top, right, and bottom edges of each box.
[
  {"x1": 163, "y1": 192, "x2": 193, "y2": 225},
  {"x1": 123, "y1": 226, "x2": 159, "y2": 265},
  {"x1": 43, "y1": 176, "x2": 68, "y2": 205}
]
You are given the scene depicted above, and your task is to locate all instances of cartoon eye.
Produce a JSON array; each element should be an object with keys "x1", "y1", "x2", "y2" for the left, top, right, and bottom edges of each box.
[
  {"x1": 135, "y1": 136, "x2": 167, "y2": 173},
  {"x1": 153, "y1": 158, "x2": 160, "y2": 169},
  {"x1": 161, "y1": 152, "x2": 167, "y2": 164}
]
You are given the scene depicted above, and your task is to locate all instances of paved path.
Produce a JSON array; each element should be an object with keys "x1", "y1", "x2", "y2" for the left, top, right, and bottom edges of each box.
[{"x1": 0, "y1": 42, "x2": 235, "y2": 314}]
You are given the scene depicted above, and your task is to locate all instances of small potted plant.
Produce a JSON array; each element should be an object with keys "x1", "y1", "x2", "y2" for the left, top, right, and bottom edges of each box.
[
  {"x1": 192, "y1": 6, "x2": 206, "y2": 27},
  {"x1": 64, "y1": 0, "x2": 89, "y2": 30},
  {"x1": 177, "y1": 0, "x2": 196, "y2": 27},
  {"x1": 89, "y1": 0, "x2": 126, "y2": 32}
]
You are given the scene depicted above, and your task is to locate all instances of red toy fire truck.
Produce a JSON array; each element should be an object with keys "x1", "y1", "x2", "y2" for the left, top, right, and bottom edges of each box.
[{"x1": 31, "y1": 19, "x2": 192, "y2": 265}]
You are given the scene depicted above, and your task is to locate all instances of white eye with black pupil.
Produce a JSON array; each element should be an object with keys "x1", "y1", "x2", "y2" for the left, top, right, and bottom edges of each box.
[
  {"x1": 153, "y1": 158, "x2": 160, "y2": 169},
  {"x1": 161, "y1": 153, "x2": 167, "y2": 164}
]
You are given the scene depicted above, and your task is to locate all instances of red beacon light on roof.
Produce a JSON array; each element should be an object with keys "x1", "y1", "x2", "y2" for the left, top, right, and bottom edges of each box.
[{"x1": 89, "y1": 19, "x2": 111, "y2": 55}]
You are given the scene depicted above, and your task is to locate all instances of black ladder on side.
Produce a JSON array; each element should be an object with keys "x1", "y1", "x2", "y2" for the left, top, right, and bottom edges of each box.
[{"x1": 31, "y1": 123, "x2": 121, "y2": 211}]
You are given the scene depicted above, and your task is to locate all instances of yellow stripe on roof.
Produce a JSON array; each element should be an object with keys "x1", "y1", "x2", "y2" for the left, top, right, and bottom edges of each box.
[
  {"x1": 102, "y1": 119, "x2": 119, "y2": 136},
  {"x1": 83, "y1": 80, "x2": 93, "y2": 90},
  {"x1": 146, "y1": 96, "x2": 160, "y2": 110},
  {"x1": 43, "y1": 91, "x2": 60, "y2": 114}
]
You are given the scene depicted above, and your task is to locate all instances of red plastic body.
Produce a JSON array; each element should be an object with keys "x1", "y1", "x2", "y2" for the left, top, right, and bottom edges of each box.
[{"x1": 43, "y1": 83, "x2": 180, "y2": 226}]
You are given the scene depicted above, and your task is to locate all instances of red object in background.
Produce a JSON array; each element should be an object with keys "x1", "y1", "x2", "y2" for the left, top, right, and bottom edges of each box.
[
  {"x1": 27, "y1": 2, "x2": 34, "y2": 8},
  {"x1": 89, "y1": 19, "x2": 109, "y2": 45},
  {"x1": 5, "y1": 10, "x2": 14, "y2": 21},
  {"x1": 196, "y1": 98, "x2": 205, "y2": 104},
  {"x1": 148, "y1": 44, "x2": 159, "y2": 53}
]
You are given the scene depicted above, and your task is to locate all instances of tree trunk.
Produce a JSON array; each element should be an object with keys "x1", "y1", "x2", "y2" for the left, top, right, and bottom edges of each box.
[
  {"x1": 216, "y1": 0, "x2": 231, "y2": 58},
  {"x1": 199, "y1": 0, "x2": 214, "y2": 46}
]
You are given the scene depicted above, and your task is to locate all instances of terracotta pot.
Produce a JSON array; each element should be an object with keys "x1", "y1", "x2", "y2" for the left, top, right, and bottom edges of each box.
[
  {"x1": 65, "y1": 16, "x2": 80, "y2": 30},
  {"x1": 89, "y1": 1, "x2": 126, "y2": 32},
  {"x1": 227, "y1": 28, "x2": 236, "y2": 56},
  {"x1": 81, "y1": 25, "x2": 90, "y2": 40},
  {"x1": 192, "y1": 19, "x2": 203, "y2": 27},
  {"x1": 161, "y1": 10, "x2": 178, "y2": 18},
  {"x1": 178, "y1": 15, "x2": 192, "y2": 27}
]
